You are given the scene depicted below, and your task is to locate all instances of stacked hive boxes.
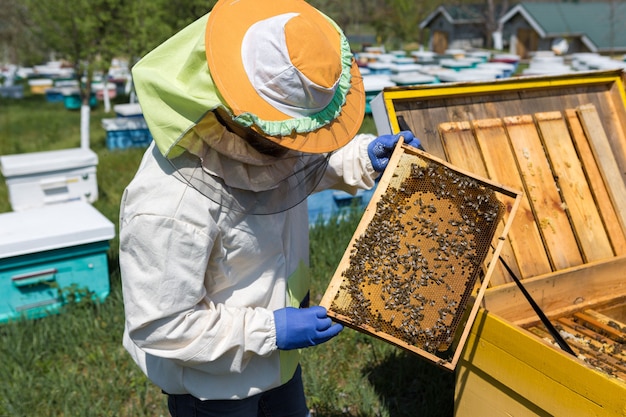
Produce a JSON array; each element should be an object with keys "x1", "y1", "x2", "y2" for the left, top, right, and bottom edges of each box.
[
  {"x1": 101, "y1": 103, "x2": 153, "y2": 150},
  {"x1": 0, "y1": 147, "x2": 114, "y2": 323}
]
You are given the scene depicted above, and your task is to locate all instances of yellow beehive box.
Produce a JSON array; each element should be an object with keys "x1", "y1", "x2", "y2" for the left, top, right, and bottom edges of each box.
[
  {"x1": 368, "y1": 69, "x2": 626, "y2": 416},
  {"x1": 28, "y1": 78, "x2": 53, "y2": 94}
]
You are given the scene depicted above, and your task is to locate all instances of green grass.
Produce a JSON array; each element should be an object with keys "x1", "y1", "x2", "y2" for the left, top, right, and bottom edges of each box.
[{"x1": 0, "y1": 90, "x2": 454, "y2": 416}]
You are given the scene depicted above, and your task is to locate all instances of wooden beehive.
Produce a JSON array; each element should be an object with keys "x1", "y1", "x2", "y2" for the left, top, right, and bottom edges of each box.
[
  {"x1": 368, "y1": 69, "x2": 626, "y2": 416},
  {"x1": 320, "y1": 144, "x2": 522, "y2": 370}
]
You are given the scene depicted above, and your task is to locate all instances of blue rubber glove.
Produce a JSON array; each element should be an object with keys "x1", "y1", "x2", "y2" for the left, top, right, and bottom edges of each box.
[
  {"x1": 368, "y1": 131, "x2": 422, "y2": 172},
  {"x1": 274, "y1": 306, "x2": 343, "y2": 350}
]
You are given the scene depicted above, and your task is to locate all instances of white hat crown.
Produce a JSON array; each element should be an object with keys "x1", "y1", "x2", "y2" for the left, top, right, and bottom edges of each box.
[{"x1": 240, "y1": 13, "x2": 341, "y2": 118}]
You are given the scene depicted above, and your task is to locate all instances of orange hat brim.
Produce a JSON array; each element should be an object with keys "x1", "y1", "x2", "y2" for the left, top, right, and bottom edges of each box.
[{"x1": 205, "y1": 0, "x2": 365, "y2": 153}]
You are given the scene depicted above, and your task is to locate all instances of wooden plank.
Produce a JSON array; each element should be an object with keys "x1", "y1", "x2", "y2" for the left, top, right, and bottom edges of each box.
[
  {"x1": 556, "y1": 316, "x2": 626, "y2": 374},
  {"x1": 557, "y1": 316, "x2": 626, "y2": 359},
  {"x1": 396, "y1": 109, "x2": 447, "y2": 159},
  {"x1": 598, "y1": 299, "x2": 626, "y2": 323},
  {"x1": 504, "y1": 114, "x2": 583, "y2": 270},
  {"x1": 575, "y1": 310, "x2": 626, "y2": 343},
  {"x1": 438, "y1": 121, "x2": 485, "y2": 168},
  {"x1": 529, "y1": 323, "x2": 626, "y2": 379},
  {"x1": 471, "y1": 118, "x2": 553, "y2": 279},
  {"x1": 583, "y1": 308, "x2": 626, "y2": 340},
  {"x1": 583, "y1": 309, "x2": 626, "y2": 343},
  {"x1": 393, "y1": 104, "x2": 448, "y2": 160},
  {"x1": 534, "y1": 111, "x2": 614, "y2": 262},
  {"x1": 482, "y1": 255, "x2": 626, "y2": 325},
  {"x1": 591, "y1": 84, "x2": 626, "y2": 182},
  {"x1": 565, "y1": 109, "x2": 626, "y2": 255},
  {"x1": 608, "y1": 73, "x2": 626, "y2": 152},
  {"x1": 577, "y1": 103, "x2": 626, "y2": 232},
  {"x1": 438, "y1": 121, "x2": 519, "y2": 286}
]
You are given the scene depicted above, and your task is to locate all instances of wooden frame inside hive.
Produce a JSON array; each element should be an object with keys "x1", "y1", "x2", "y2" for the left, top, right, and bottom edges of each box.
[{"x1": 320, "y1": 143, "x2": 522, "y2": 370}]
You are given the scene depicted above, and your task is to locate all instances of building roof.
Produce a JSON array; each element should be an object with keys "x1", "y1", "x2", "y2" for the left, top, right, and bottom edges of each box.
[
  {"x1": 419, "y1": 4, "x2": 486, "y2": 29},
  {"x1": 500, "y1": 2, "x2": 626, "y2": 52}
]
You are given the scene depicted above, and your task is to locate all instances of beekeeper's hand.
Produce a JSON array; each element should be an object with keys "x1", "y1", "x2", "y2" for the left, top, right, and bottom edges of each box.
[
  {"x1": 368, "y1": 131, "x2": 422, "y2": 172},
  {"x1": 274, "y1": 306, "x2": 343, "y2": 350}
]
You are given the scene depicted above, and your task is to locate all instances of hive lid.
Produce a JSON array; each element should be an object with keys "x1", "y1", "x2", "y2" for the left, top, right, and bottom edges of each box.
[
  {"x1": 101, "y1": 117, "x2": 148, "y2": 131},
  {"x1": 113, "y1": 103, "x2": 143, "y2": 117},
  {"x1": 0, "y1": 201, "x2": 115, "y2": 258},
  {"x1": 0, "y1": 147, "x2": 98, "y2": 177}
]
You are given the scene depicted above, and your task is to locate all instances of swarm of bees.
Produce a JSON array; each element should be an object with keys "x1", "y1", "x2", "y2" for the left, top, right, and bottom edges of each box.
[{"x1": 330, "y1": 153, "x2": 504, "y2": 357}]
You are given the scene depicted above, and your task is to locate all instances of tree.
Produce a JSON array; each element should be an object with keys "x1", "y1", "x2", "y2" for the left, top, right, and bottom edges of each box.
[
  {"x1": 386, "y1": 0, "x2": 432, "y2": 48},
  {"x1": 308, "y1": 0, "x2": 435, "y2": 50},
  {"x1": 22, "y1": 0, "x2": 122, "y2": 146},
  {"x1": 159, "y1": 0, "x2": 218, "y2": 33},
  {"x1": 0, "y1": 0, "x2": 44, "y2": 67},
  {"x1": 483, "y1": 0, "x2": 509, "y2": 49},
  {"x1": 20, "y1": 0, "x2": 205, "y2": 147}
]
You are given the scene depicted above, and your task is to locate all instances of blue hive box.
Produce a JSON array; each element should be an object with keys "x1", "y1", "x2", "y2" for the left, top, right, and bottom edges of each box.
[
  {"x1": 62, "y1": 88, "x2": 97, "y2": 110},
  {"x1": 0, "y1": 85, "x2": 24, "y2": 99},
  {"x1": 307, "y1": 187, "x2": 376, "y2": 225},
  {"x1": 0, "y1": 201, "x2": 115, "y2": 323},
  {"x1": 102, "y1": 117, "x2": 153, "y2": 150},
  {"x1": 44, "y1": 87, "x2": 65, "y2": 103}
]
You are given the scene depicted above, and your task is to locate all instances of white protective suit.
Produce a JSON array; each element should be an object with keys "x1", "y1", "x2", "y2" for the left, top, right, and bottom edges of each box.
[{"x1": 120, "y1": 118, "x2": 377, "y2": 400}]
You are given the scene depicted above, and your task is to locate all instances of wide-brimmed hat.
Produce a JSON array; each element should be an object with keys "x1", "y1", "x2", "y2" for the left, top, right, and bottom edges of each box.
[{"x1": 205, "y1": 0, "x2": 365, "y2": 153}]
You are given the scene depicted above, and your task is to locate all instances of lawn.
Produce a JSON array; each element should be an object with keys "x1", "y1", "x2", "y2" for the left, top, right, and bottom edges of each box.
[{"x1": 0, "y1": 89, "x2": 455, "y2": 417}]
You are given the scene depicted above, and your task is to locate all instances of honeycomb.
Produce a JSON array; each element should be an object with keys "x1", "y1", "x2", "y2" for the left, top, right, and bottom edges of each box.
[{"x1": 326, "y1": 149, "x2": 505, "y2": 362}]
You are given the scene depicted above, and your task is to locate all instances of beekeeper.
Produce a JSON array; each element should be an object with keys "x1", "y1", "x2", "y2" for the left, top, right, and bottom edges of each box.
[{"x1": 119, "y1": 0, "x2": 420, "y2": 416}]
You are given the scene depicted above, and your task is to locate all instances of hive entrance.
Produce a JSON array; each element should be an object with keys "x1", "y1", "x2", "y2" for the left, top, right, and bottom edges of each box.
[{"x1": 321, "y1": 145, "x2": 522, "y2": 369}]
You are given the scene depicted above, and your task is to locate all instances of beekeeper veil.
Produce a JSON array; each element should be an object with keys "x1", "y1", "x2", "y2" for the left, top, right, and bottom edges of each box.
[{"x1": 131, "y1": 0, "x2": 365, "y2": 214}]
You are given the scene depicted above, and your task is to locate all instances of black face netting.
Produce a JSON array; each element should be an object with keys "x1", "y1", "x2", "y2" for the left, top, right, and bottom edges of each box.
[{"x1": 166, "y1": 148, "x2": 331, "y2": 215}]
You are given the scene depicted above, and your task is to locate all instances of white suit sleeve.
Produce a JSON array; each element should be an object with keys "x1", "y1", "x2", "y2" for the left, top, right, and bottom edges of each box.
[
  {"x1": 316, "y1": 132, "x2": 378, "y2": 194},
  {"x1": 120, "y1": 207, "x2": 277, "y2": 374}
]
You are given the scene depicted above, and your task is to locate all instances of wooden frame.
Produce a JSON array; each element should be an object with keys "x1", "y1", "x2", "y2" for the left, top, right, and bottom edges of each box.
[{"x1": 320, "y1": 143, "x2": 522, "y2": 370}]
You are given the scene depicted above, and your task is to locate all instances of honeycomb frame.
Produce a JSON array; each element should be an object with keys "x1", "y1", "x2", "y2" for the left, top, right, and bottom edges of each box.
[{"x1": 320, "y1": 143, "x2": 523, "y2": 370}]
